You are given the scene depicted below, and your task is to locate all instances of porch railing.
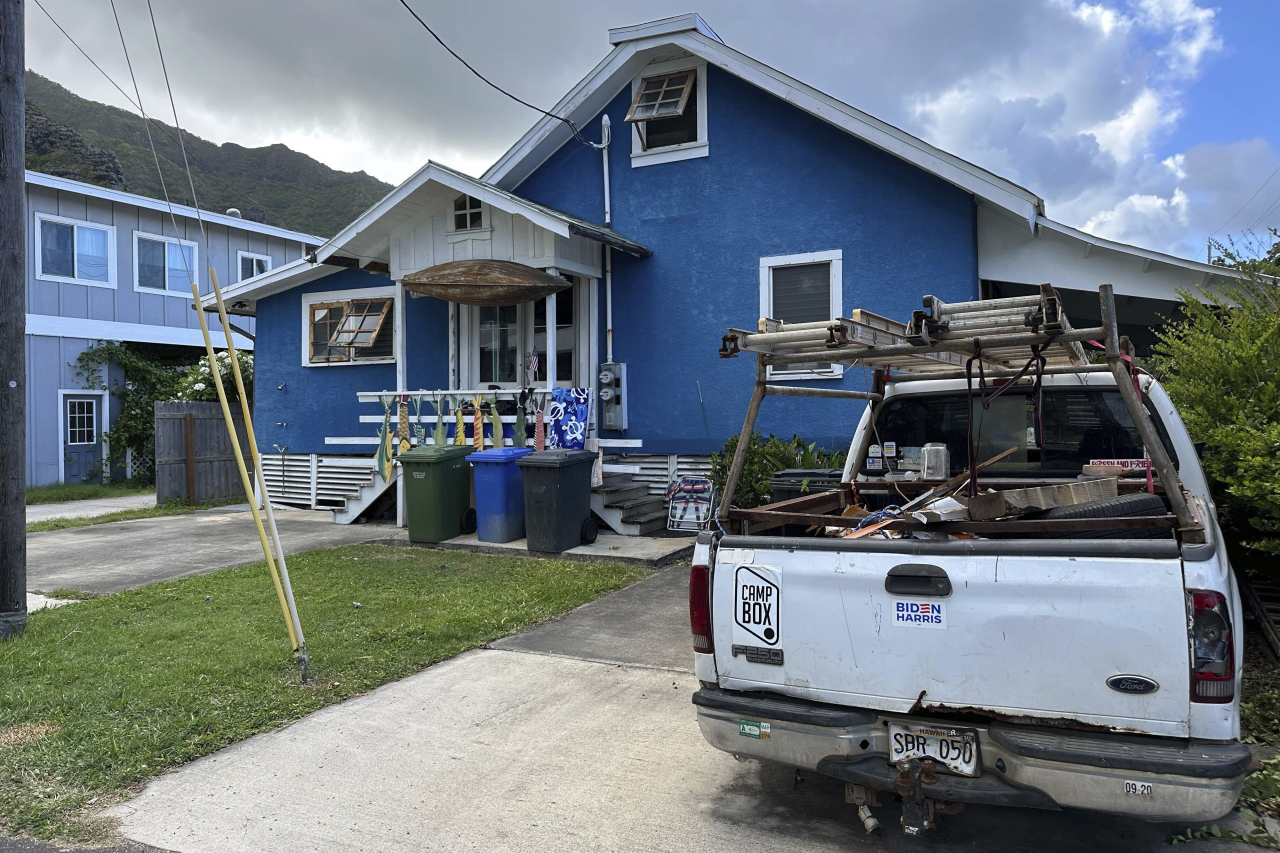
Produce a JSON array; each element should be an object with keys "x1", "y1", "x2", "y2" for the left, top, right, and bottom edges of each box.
[{"x1": 354, "y1": 388, "x2": 575, "y2": 448}]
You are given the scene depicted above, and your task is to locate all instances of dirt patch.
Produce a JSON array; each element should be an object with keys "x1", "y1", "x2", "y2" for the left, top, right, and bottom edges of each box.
[{"x1": 0, "y1": 721, "x2": 59, "y2": 749}]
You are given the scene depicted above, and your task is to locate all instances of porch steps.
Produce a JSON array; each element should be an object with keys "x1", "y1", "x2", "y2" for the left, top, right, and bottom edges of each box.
[
  {"x1": 332, "y1": 466, "x2": 399, "y2": 525},
  {"x1": 591, "y1": 472, "x2": 668, "y2": 536}
]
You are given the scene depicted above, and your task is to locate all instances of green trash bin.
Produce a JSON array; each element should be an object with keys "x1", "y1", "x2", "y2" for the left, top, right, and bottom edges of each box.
[{"x1": 399, "y1": 445, "x2": 476, "y2": 543}]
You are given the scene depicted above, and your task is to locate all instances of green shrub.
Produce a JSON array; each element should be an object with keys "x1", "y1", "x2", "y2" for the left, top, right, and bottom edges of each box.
[
  {"x1": 710, "y1": 432, "x2": 848, "y2": 510},
  {"x1": 1152, "y1": 248, "x2": 1280, "y2": 555}
]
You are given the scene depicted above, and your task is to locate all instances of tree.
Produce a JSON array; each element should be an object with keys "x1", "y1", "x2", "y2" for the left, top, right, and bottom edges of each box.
[{"x1": 1152, "y1": 244, "x2": 1280, "y2": 555}]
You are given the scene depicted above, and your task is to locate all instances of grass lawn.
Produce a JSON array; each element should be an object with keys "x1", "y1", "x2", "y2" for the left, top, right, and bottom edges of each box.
[
  {"x1": 0, "y1": 545, "x2": 647, "y2": 841},
  {"x1": 24, "y1": 482, "x2": 154, "y2": 506}
]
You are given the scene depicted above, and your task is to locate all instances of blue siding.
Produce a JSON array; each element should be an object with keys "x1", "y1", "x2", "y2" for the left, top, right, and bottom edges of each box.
[
  {"x1": 254, "y1": 269, "x2": 451, "y2": 456},
  {"x1": 514, "y1": 66, "x2": 979, "y2": 454}
]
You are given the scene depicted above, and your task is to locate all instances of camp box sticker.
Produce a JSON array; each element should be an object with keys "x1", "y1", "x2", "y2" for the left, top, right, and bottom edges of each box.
[
  {"x1": 893, "y1": 599, "x2": 947, "y2": 629},
  {"x1": 734, "y1": 565, "x2": 781, "y2": 646}
]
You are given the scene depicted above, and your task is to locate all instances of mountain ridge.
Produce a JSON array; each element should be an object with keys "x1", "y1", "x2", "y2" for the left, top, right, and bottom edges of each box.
[{"x1": 24, "y1": 72, "x2": 393, "y2": 238}]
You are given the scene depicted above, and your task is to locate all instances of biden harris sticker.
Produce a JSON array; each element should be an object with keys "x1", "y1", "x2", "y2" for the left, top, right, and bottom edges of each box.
[{"x1": 892, "y1": 599, "x2": 947, "y2": 629}]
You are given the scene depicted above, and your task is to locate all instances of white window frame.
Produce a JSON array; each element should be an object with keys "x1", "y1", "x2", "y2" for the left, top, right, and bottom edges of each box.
[
  {"x1": 132, "y1": 230, "x2": 200, "y2": 298},
  {"x1": 630, "y1": 57, "x2": 709, "y2": 168},
  {"x1": 759, "y1": 250, "x2": 843, "y2": 380},
  {"x1": 65, "y1": 397, "x2": 98, "y2": 445},
  {"x1": 300, "y1": 285, "x2": 397, "y2": 368},
  {"x1": 237, "y1": 250, "x2": 273, "y2": 282},
  {"x1": 34, "y1": 213, "x2": 117, "y2": 288},
  {"x1": 446, "y1": 194, "x2": 490, "y2": 240}
]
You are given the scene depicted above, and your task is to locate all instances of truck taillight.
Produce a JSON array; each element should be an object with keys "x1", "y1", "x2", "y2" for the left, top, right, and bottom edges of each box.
[
  {"x1": 690, "y1": 564, "x2": 714, "y2": 653},
  {"x1": 1189, "y1": 590, "x2": 1234, "y2": 704}
]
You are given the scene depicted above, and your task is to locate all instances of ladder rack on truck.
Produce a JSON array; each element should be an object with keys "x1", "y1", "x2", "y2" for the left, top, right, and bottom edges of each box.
[{"x1": 714, "y1": 283, "x2": 1204, "y2": 543}]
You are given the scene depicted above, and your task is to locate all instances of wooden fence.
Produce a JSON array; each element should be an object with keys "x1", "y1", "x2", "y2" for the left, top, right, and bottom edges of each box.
[{"x1": 154, "y1": 402, "x2": 252, "y2": 504}]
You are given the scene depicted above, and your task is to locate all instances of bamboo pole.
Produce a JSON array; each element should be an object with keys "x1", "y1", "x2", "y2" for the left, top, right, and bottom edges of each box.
[
  {"x1": 190, "y1": 282, "x2": 300, "y2": 653},
  {"x1": 208, "y1": 270, "x2": 306, "y2": 658}
]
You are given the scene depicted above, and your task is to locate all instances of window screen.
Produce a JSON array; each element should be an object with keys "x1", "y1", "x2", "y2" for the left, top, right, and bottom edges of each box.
[
  {"x1": 40, "y1": 220, "x2": 75, "y2": 279},
  {"x1": 240, "y1": 255, "x2": 270, "y2": 281},
  {"x1": 137, "y1": 237, "x2": 166, "y2": 290},
  {"x1": 770, "y1": 261, "x2": 832, "y2": 374},
  {"x1": 66, "y1": 399, "x2": 96, "y2": 445}
]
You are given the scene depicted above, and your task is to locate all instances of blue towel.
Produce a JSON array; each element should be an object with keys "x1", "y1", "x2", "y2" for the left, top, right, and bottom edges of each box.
[{"x1": 547, "y1": 387, "x2": 590, "y2": 450}]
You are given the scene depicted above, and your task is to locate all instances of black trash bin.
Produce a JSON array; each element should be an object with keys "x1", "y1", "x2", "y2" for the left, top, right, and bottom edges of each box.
[
  {"x1": 768, "y1": 468, "x2": 846, "y2": 536},
  {"x1": 516, "y1": 449, "x2": 598, "y2": 552}
]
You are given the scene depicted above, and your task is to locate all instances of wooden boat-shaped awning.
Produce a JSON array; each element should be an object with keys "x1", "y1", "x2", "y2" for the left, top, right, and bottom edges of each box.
[{"x1": 400, "y1": 259, "x2": 572, "y2": 307}]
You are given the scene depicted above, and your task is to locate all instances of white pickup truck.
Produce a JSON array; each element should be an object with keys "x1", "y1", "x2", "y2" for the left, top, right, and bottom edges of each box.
[{"x1": 690, "y1": 372, "x2": 1249, "y2": 834}]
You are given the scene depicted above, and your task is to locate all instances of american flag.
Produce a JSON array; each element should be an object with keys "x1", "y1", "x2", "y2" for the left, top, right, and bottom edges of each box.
[{"x1": 528, "y1": 348, "x2": 539, "y2": 375}]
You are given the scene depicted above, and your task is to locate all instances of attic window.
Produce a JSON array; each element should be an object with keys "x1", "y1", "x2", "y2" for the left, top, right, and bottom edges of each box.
[
  {"x1": 453, "y1": 195, "x2": 483, "y2": 231},
  {"x1": 626, "y1": 71, "x2": 698, "y2": 151}
]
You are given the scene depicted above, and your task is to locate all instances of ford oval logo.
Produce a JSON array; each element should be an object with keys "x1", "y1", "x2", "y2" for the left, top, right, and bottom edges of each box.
[{"x1": 1107, "y1": 675, "x2": 1159, "y2": 695}]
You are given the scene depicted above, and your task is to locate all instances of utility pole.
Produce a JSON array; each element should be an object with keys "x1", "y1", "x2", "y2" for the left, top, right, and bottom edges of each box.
[{"x1": 0, "y1": 0, "x2": 27, "y2": 639}]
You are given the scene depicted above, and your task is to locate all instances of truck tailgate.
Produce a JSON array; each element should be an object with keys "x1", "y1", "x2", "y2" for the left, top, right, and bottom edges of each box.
[{"x1": 712, "y1": 544, "x2": 1191, "y2": 737}]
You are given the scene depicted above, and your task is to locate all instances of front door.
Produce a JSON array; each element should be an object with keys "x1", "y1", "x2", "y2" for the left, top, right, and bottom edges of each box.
[{"x1": 64, "y1": 395, "x2": 102, "y2": 484}]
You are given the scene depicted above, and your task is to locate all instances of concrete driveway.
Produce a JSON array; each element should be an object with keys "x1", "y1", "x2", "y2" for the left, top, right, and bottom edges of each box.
[
  {"x1": 27, "y1": 507, "x2": 402, "y2": 594},
  {"x1": 104, "y1": 566, "x2": 1238, "y2": 853}
]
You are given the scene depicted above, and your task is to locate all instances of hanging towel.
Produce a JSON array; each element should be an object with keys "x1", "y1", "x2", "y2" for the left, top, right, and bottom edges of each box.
[
  {"x1": 546, "y1": 387, "x2": 590, "y2": 450},
  {"x1": 433, "y1": 398, "x2": 447, "y2": 447},
  {"x1": 375, "y1": 399, "x2": 394, "y2": 483},
  {"x1": 398, "y1": 400, "x2": 411, "y2": 455}
]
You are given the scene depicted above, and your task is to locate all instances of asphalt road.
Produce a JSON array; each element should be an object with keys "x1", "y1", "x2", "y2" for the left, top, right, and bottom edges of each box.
[
  {"x1": 90, "y1": 566, "x2": 1245, "y2": 853},
  {"x1": 26, "y1": 507, "x2": 403, "y2": 594}
]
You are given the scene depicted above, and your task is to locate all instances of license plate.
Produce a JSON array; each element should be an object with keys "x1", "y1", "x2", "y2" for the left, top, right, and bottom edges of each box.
[{"x1": 888, "y1": 723, "x2": 980, "y2": 777}]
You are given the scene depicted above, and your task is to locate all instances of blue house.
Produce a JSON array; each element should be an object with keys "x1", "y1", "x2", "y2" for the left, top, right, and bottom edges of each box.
[
  {"x1": 23, "y1": 171, "x2": 323, "y2": 485},
  {"x1": 208, "y1": 14, "x2": 1239, "y2": 533}
]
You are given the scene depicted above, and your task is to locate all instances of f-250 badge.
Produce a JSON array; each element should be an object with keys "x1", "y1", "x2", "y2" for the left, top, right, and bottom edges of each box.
[{"x1": 735, "y1": 565, "x2": 780, "y2": 646}]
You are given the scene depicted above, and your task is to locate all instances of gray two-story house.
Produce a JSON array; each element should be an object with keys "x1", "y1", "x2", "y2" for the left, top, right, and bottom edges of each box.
[{"x1": 23, "y1": 170, "x2": 324, "y2": 485}]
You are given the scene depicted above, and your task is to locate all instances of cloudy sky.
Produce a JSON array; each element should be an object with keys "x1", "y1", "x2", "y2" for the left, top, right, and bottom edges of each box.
[{"x1": 24, "y1": 0, "x2": 1280, "y2": 260}]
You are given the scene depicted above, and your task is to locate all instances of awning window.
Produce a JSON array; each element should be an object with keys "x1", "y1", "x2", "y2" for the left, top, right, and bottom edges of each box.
[
  {"x1": 327, "y1": 298, "x2": 392, "y2": 348},
  {"x1": 625, "y1": 72, "x2": 695, "y2": 123}
]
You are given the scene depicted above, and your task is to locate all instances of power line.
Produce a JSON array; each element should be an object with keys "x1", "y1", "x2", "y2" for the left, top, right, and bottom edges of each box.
[
  {"x1": 145, "y1": 0, "x2": 207, "y2": 250},
  {"x1": 395, "y1": 0, "x2": 593, "y2": 147},
  {"x1": 1210, "y1": 161, "x2": 1280, "y2": 238},
  {"x1": 30, "y1": 0, "x2": 314, "y2": 236}
]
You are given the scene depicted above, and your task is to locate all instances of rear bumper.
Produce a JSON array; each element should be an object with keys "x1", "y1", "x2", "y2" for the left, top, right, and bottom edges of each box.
[{"x1": 693, "y1": 688, "x2": 1249, "y2": 822}]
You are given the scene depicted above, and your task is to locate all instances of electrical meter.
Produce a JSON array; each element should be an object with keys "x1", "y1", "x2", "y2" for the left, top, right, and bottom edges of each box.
[{"x1": 599, "y1": 362, "x2": 627, "y2": 430}]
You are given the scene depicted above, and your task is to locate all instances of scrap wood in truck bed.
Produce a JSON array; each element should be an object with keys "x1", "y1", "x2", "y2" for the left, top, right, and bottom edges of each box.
[{"x1": 966, "y1": 477, "x2": 1119, "y2": 521}]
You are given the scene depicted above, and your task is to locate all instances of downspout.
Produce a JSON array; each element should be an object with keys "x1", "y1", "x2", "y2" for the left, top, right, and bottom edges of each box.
[{"x1": 601, "y1": 115, "x2": 614, "y2": 363}]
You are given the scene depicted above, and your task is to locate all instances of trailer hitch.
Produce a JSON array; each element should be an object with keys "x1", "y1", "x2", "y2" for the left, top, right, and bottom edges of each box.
[{"x1": 892, "y1": 757, "x2": 964, "y2": 835}]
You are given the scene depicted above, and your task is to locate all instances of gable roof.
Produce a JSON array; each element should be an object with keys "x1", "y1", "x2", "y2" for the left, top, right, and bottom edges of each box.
[
  {"x1": 482, "y1": 13, "x2": 1045, "y2": 227},
  {"x1": 200, "y1": 160, "x2": 649, "y2": 313}
]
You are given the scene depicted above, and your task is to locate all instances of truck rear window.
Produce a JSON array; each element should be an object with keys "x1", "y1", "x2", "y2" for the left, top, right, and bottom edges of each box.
[{"x1": 864, "y1": 388, "x2": 1176, "y2": 478}]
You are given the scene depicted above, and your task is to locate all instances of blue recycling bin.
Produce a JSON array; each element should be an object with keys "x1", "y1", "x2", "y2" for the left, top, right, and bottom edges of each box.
[{"x1": 466, "y1": 447, "x2": 535, "y2": 543}]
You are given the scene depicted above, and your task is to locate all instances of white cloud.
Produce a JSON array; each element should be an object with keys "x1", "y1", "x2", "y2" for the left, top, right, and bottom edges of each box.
[{"x1": 23, "y1": 0, "x2": 1273, "y2": 258}]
